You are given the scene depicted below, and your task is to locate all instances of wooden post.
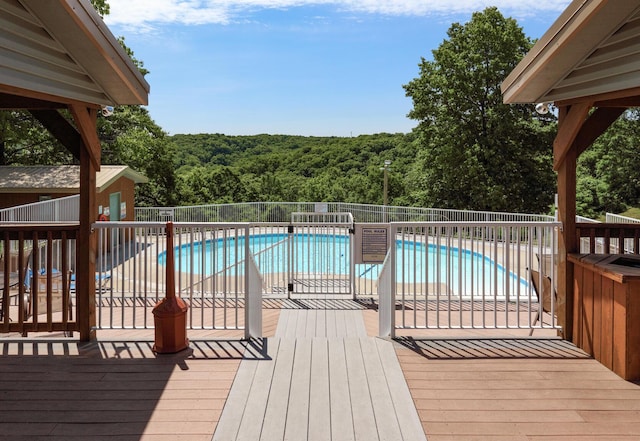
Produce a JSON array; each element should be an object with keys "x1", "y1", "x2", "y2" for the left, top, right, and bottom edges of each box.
[
  {"x1": 554, "y1": 103, "x2": 624, "y2": 342},
  {"x1": 556, "y1": 146, "x2": 576, "y2": 341},
  {"x1": 77, "y1": 142, "x2": 97, "y2": 340},
  {"x1": 73, "y1": 106, "x2": 99, "y2": 341},
  {"x1": 555, "y1": 105, "x2": 579, "y2": 341}
]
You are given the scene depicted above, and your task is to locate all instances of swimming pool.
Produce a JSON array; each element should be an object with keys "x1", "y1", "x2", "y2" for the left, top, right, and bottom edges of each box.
[{"x1": 160, "y1": 233, "x2": 527, "y2": 297}]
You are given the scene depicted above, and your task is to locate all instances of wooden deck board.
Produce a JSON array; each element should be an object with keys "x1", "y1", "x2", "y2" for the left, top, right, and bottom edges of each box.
[
  {"x1": 309, "y1": 337, "x2": 331, "y2": 441},
  {"x1": 315, "y1": 309, "x2": 327, "y2": 338},
  {"x1": 214, "y1": 310, "x2": 425, "y2": 440},
  {"x1": 3, "y1": 302, "x2": 640, "y2": 440},
  {"x1": 210, "y1": 346, "x2": 261, "y2": 441},
  {"x1": 284, "y1": 339, "x2": 312, "y2": 440},
  {"x1": 235, "y1": 339, "x2": 280, "y2": 441},
  {"x1": 284, "y1": 309, "x2": 299, "y2": 339},
  {"x1": 376, "y1": 337, "x2": 428, "y2": 441},
  {"x1": 260, "y1": 338, "x2": 295, "y2": 441},
  {"x1": 0, "y1": 339, "x2": 243, "y2": 440},
  {"x1": 343, "y1": 338, "x2": 380, "y2": 441},
  {"x1": 328, "y1": 336, "x2": 356, "y2": 441},
  {"x1": 359, "y1": 337, "x2": 404, "y2": 440},
  {"x1": 396, "y1": 338, "x2": 640, "y2": 440},
  {"x1": 334, "y1": 309, "x2": 347, "y2": 336},
  {"x1": 296, "y1": 309, "x2": 310, "y2": 338},
  {"x1": 325, "y1": 308, "x2": 337, "y2": 338}
]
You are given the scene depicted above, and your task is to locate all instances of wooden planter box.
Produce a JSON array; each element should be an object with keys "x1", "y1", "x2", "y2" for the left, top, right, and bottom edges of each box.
[{"x1": 569, "y1": 253, "x2": 640, "y2": 381}]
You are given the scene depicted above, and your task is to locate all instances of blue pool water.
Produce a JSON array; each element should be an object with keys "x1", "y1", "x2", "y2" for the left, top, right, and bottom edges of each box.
[{"x1": 160, "y1": 233, "x2": 527, "y2": 296}]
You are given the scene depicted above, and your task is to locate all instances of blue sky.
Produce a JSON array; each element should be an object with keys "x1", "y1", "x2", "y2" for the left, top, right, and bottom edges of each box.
[{"x1": 104, "y1": 0, "x2": 571, "y2": 137}]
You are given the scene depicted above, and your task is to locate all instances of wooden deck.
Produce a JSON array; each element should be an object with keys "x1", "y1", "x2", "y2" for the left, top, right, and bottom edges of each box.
[
  {"x1": 213, "y1": 309, "x2": 426, "y2": 441},
  {"x1": 1, "y1": 302, "x2": 640, "y2": 440}
]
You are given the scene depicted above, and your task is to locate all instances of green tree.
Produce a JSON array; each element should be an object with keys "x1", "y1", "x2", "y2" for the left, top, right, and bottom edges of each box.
[
  {"x1": 178, "y1": 165, "x2": 255, "y2": 205},
  {"x1": 0, "y1": 111, "x2": 76, "y2": 165},
  {"x1": 403, "y1": 7, "x2": 556, "y2": 214},
  {"x1": 90, "y1": 0, "x2": 109, "y2": 16},
  {"x1": 577, "y1": 109, "x2": 640, "y2": 218},
  {"x1": 170, "y1": 133, "x2": 415, "y2": 206},
  {"x1": 99, "y1": 105, "x2": 178, "y2": 206}
]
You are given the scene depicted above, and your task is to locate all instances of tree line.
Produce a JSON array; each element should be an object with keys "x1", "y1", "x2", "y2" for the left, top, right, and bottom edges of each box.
[{"x1": 171, "y1": 132, "x2": 415, "y2": 207}]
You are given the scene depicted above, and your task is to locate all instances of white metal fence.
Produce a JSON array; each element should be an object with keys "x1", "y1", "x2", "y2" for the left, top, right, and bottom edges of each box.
[
  {"x1": 605, "y1": 213, "x2": 640, "y2": 223},
  {"x1": 135, "y1": 202, "x2": 554, "y2": 223},
  {"x1": 88, "y1": 220, "x2": 561, "y2": 336},
  {"x1": 93, "y1": 222, "x2": 262, "y2": 338},
  {"x1": 1, "y1": 199, "x2": 618, "y2": 225},
  {"x1": 0, "y1": 195, "x2": 79, "y2": 222},
  {"x1": 378, "y1": 222, "x2": 561, "y2": 336},
  {"x1": 7, "y1": 202, "x2": 640, "y2": 338}
]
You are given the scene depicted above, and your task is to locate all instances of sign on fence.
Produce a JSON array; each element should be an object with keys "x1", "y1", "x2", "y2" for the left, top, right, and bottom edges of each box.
[{"x1": 354, "y1": 224, "x2": 389, "y2": 264}]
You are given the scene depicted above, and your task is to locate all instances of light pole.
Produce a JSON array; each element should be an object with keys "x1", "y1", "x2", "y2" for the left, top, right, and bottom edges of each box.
[
  {"x1": 381, "y1": 160, "x2": 391, "y2": 222},
  {"x1": 381, "y1": 160, "x2": 391, "y2": 206}
]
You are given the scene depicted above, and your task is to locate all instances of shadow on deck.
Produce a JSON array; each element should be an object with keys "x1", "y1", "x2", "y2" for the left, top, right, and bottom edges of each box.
[{"x1": 395, "y1": 337, "x2": 592, "y2": 360}]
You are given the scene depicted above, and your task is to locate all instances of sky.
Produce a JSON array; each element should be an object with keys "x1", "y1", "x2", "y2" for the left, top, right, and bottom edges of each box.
[{"x1": 103, "y1": 0, "x2": 572, "y2": 137}]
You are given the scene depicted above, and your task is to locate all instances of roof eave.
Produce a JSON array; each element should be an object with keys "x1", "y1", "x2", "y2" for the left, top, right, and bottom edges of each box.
[
  {"x1": 96, "y1": 167, "x2": 149, "y2": 192},
  {"x1": 20, "y1": 0, "x2": 149, "y2": 106},
  {"x1": 0, "y1": 188, "x2": 77, "y2": 194},
  {"x1": 502, "y1": 0, "x2": 640, "y2": 105}
]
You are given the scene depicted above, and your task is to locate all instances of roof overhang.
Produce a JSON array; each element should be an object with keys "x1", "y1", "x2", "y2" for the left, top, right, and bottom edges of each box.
[
  {"x1": 95, "y1": 165, "x2": 149, "y2": 192},
  {"x1": 0, "y1": 0, "x2": 149, "y2": 107},
  {"x1": 0, "y1": 165, "x2": 149, "y2": 193},
  {"x1": 502, "y1": 0, "x2": 640, "y2": 106}
]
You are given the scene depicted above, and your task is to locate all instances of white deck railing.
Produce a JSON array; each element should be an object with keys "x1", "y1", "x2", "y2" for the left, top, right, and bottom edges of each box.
[
  {"x1": 93, "y1": 222, "x2": 262, "y2": 338},
  {"x1": 378, "y1": 221, "x2": 561, "y2": 336}
]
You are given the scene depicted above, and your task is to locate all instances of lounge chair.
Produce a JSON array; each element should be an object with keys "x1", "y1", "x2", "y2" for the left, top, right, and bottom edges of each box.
[
  {"x1": 69, "y1": 272, "x2": 112, "y2": 292},
  {"x1": 0, "y1": 251, "x2": 32, "y2": 322},
  {"x1": 26, "y1": 269, "x2": 71, "y2": 317},
  {"x1": 0, "y1": 269, "x2": 25, "y2": 321},
  {"x1": 529, "y1": 269, "x2": 556, "y2": 335}
]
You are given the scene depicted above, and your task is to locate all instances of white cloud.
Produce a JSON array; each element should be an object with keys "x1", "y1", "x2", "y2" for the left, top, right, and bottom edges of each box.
[
  {"x1": 104, "y1": 0, "x2": 571, "y2": 30},
  {"x1": 104, "y1": 0, "x2": 231, "y2": 30}
]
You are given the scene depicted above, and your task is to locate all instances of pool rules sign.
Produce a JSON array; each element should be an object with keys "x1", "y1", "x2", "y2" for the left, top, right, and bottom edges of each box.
[{"x1": 354, "y1": 224, "x2": 389, "y2": 264}]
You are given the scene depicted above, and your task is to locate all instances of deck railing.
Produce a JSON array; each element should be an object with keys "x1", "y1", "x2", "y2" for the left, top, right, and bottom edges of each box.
[
  {"x1": 14, "y1": 213, "x2": 631, "y2": 339},
  {"x1": 576, "y1": 222, "x2": 640, "y2": 254},
  {"x1": 2, "y1": 219, "x2": 565, "y2": 337},
  {"x1": 90, "y1": 221, "x2": 562, "y2": 335},
  {"x1": 93, "y1": 222, "x2": 262, "y2": 337},
  {"x1": 379, "y1": 221, "x2": 561, "y2": 336},
  {"x1": 0, "y1": 224, "x2": 78, "y2": 335}
]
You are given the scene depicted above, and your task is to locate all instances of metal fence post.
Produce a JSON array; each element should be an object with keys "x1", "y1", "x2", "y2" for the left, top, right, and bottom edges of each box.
[{"x1": 246, "y1": 225, "x2": 262, "y2": 339}]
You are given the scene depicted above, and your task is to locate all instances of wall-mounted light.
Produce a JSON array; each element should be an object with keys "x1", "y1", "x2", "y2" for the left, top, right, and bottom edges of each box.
[
  {"x1": 101, "y1": 105, "x2": 114, "y2": 117},
  {"x1": 535, "y1": 102, "x2": 552, "y2": 115}
]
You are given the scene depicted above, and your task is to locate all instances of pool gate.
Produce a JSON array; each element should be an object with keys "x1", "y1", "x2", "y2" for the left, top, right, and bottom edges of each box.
[{"x1": 268, "y1": 212, "x2": 357, "y2": 298}]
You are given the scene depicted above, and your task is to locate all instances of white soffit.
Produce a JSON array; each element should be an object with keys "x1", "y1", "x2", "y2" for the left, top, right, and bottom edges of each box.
[
  {"x1": 0, "y1": 0, "x2": 149, "y2": 106},
  {"x1": 502, "y1": 0, "x2": 640, "y2": 104}
]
